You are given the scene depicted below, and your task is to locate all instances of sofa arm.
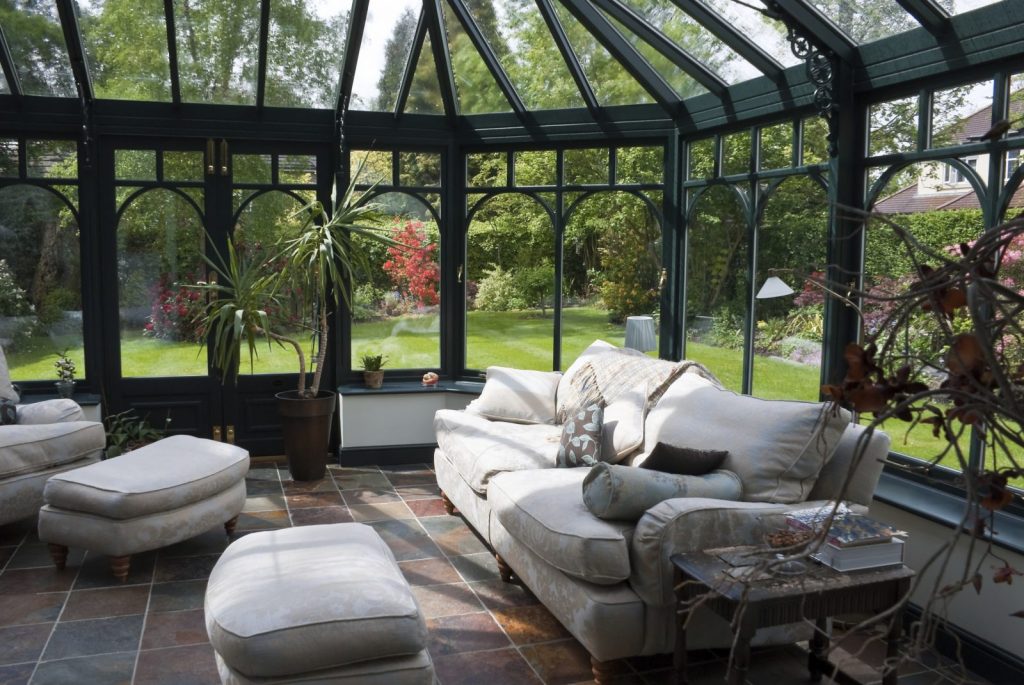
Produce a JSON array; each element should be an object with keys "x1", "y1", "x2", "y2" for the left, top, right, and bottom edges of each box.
[
  {"x1": 16, "y1": 399, "x2": 85, "y2": 425},
  {"x1": 628, "y1": 497, "x2": 862, "y2": 606}
]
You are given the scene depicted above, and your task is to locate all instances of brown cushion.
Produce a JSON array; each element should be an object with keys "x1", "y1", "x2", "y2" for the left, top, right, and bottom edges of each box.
[
  {"x1": 639, "y1": 443, "x2": 728, "y2": 476},
  {"x1": 556, "y1": 404, "x2": 603, "y2": 467}
]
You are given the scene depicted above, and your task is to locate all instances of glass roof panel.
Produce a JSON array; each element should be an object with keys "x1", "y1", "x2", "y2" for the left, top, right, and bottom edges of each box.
[
  {"x1": 405, "y1": 31, "x2": 444, "y2": 115},
  {"x1": 173, "y1": 0, "x2": 258, "y2": 105},
  {"x1": 695, "y1": 0, "x2": 800, "y2": 69},
  {"x1": 1, "y1": 0, "x2": 77, "y2": 97},
  {"x1": 351, "y1": 0, "x2": 419, "y2": 111},
  {"x1": 0, "y1": 71, "x2": 9, "y2": 94},
  {"x1": 552, "y1": 2, "x2": 652, "y2": 107},
  {"x1": 77, "y1": 0, "x2": 170, "y2": 102},
  {"x1": 440, "y1": 2, "x2": 511, "y2": 114},
  {"x1": 264, "y1": 0, "x2": 349, "y2": 109},
  {"x1": 463, "y1": 0, "x2": 583, "y2": 111},
  {"x1": 803, "y1": 0, "x2": 919, "y2": 44},
  {"x1": 948, "y1": 0, "x2": 1001, "y2": 14},
  {"x1": 620, "y1": 0, "x2": 760, "y2": 84},
  {"x1": 600, "y1": 9, "x2": 706, "y2": 100}
]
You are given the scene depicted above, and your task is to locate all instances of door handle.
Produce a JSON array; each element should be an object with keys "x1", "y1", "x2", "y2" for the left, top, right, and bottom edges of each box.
[
  {"x1": 220, "y1": 140, "x2": 228, "y2": 175},
  {"x1": 206, "y1": 139, "x2": 215, "y2": 176}
]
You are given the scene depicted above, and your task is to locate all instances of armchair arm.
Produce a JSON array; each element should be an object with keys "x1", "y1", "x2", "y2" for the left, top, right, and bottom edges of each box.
[
  {"x1": 628, "y1": 497, "x2": 864, "y2": 606},
  {"x1": 16, "y1": 399, "x2": 85, "y2": 425}
]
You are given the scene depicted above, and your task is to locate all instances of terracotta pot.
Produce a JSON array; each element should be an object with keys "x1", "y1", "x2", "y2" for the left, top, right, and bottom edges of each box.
[
  {"x1": 275, "y1": 390, "x2": 336, "y2": 481},
  {"x1": 363, "y1": 370, "x2": 384, "y2": 389}
]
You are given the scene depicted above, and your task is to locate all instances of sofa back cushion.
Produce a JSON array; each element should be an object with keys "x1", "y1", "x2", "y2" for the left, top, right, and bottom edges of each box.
[
  {"x1": 807, "y1": 423, "x2": 890, "y2": 506},
  {"x1": 642, "y1": 373, "x2": 851, "y2": 503},
  {"x1": 468, "y1": 366, "x2": 561, "y2": 425}
]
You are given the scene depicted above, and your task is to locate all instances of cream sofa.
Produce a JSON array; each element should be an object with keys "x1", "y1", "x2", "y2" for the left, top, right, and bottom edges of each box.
[{"x1": 433, "y1": 342, "x2": 890, "y2": 678}]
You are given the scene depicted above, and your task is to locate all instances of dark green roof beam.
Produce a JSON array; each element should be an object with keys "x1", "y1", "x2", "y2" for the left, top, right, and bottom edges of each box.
[
  {"x1": 671, "y1": 0, "x2": 782, "y2": 79},
  {"x1": 55, "y1": 0, "x2": 93, "y2": 101},
  {"x1": 559, "y1": 0, "x2": 681, "y2": 112},
  {"x1": 895, "y1": 0, "x2": 950, "y2": 37},
  {"x1": 424, "y1": 0, "x2": 460, "y2": 121},
  {"x1": 394, "y1": 12, "x2": 427, "y2": 117},
  {"x1": 336, "y1": 0, "x2": 369, "y2": 114},
  {"x1": 445, "y1": 0, "x2": 526, "y2": 113},
  {"x1": 163, "y1": 0, "x2": 181, "y2": 103},
  {"x1": 591, "y1": 0, "x2": 727, "y2": 96},
  {"x1": 256, "y1": 0, "x2": 271, "y2": 109},
  {"x1": 767, "y1": 0, "x2": 856, "y2": 64},
  {"x1": 535, "y1": 0, "x2": 600, "y2": 115},
  {"x1": 0, "y1": 24, "x2": 22, "y2": 97}
]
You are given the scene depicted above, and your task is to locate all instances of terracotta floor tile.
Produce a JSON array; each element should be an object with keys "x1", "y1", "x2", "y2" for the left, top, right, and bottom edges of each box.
[
  {"x1": 5, "y1": 543, "x2": 83, "y2": 571},
  {"x1": 380, "y1": 463, "x2": 433, "y2": 472},
  {"x1": 396, "y1": 483, "x2": 442, "y2": 500},
  {"x1": 282, "y1": 478, "x2": 337, "y2": 495},
  {"x1": 419, "y1": 516, "x2": 489, "y2": 556},
  {"x1": 61, "y1": 585, "x2": 149, "y2": 621},
  {"x1": 0, "y1": 623, "x2": 53, "y2": 666},
  {"x1": 426, "y1": 611, "x2": 510, "y2": 656},
  {"x1": 245, "y1": 467, "x2": 281, "y2": 481},
  {"x1": 0, "y1": 520, "x2": 33, "y2": 547},
  {"x1": 433, "y1": 647, "x2": 542, "y2": 685},
  {"x1": 73, "y1": 551, "x2": 156, "y2": 591},
  {"x1": 384, "y1": 470, "x2": 437, "y2": 488},
  {"x1": 341, "y1": 487, "x2": 401, "y2": 506},
  {"x1": 43, "y1": 615, "x2": 143, "y2": 661},
  {"x1": 31, "y1": 651, "x2": 135, "y2": 685},
  {"x1": 153, "y1": 554, "x2": 220, "y2": 583},
  {"x1": 491, "y1": 604, "x2": 570, "y2": 645},
  {"x1": 0, "y1": 662, "x2": 34, "y2": 685},
  {"x1": 449, "y1": 552, "x2": 500, "y2": 582},
  {"x1": 290, "y1": 506, "x2": 354, "y2": 526},
  {"x1": 411, "y1": 582, "x2": 485, "y2": 619},
  {"x1": 367, "y1": 520, "x2": 444, "y2": 561},
  {"x1": 234, "y1": 510, "x2": 290, "y2": 532},
  {"x1": 159, "y1": 529, "x2": 232, "y2": 558},
  {"x1": 285, "y1": 491, "x2": 344, "y2": 509},
  {"x1": 398, "y1": 557, "x2": 463, "y2": 586},
  {"x1": 149, "y1": 580, "x2": 208, "y2": 613},
  {"x1": 407, "y1": 498, "x2": 448, "y2": 517},
  {"x1": 469, "y1": 578, "x2": 540, "y2": 611},
  {"x1": 141, "y1": 609, "x2": 208, "y2": 649},
  {"x1": 0, "y1": 567, "x2": 77, "y2": 595},
  {"x1": 333, "y1": 471, "x2": 392, "y2": 490},
  {"x1": 349, "y1": 501, "x2": 416, "y2": 523},
  {"x1": 0, "y1": 592, "x2": 66, "y2": 627},
  {"x1": 520, "y1": 639, "x2": 622, "y2": 685},
  {"x1": 242, "y1": 494, "x2": 287, "y2": 513},
  {"x1": 0, "y1": 546, "x2": 14, "y2": 570},
  {"x1": 243, "y1": 479, "x2": 284, "y2": 495},
  {"x1": 134, "y1": 643, "x2": 220, "y2": 685}
]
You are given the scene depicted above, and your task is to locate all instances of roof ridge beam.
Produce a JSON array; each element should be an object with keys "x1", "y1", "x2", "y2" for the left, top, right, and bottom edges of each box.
[
  {"x1": 163, "y1": 0, "x2": 181, "y2": 103},
  {"x1": 424, "y1": 0, "x2": 460, "y2": 122},
  {"x1": 559, "y1": 0, "x2": 682, "y2": 113},
  {"x1": 337, "y1": 0, "x2": 369, "y2": 115},
  {"x1": 535, "y1": 0, "x2": 600, "y2": 115},
  {"x1": 590, "y1": 0, "x2": 727, "y2": 96},
  {"x1": 445, "y1": 0, "x2": 526, "y2": 113},
  {"x1": 256, "y1": 0, "x2": 271, "y2": 109},
  {"x1": 0, "y1": 24, "x2": 22, "y2": 97},
  {"x1": 766, "y1": 0, "x2": 857, "y2": 65},
  {"x1": 395, "y1": 11, "x2": 428, "y2": 117},
  {"x1": 895, "y1": 0, "x2": 950, "y2": 37},
  {"x1": 671, "y1": 0, "x2": 782, "y2": 79},
  {"x1": 55, "y1": 0, "x2": 93, "y2": 101}
]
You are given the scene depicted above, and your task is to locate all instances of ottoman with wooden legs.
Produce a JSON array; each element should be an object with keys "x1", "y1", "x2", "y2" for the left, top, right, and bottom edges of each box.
[{"x1": 38, "y1": 435, "x2": 249, "y2": 581}]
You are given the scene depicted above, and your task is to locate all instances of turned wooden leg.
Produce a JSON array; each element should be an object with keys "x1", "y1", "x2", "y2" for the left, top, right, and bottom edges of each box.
[
  {"x1": 110, "y1": 555, "x2": 131, "y2": 583},
  {"x1": 48, "y1": 544, "x2": 68, "y2": 570},
  {"x1": 590, "y1": 656, "x2": 621, "y2": 684},
  {"x1": 224, "y1": 515, "x2": 239, "y2": 536},
  {"x1": 495, "y1": 554, "x2": 516, "y2": 584},
  {"x1": 441, "y1": 491, "x2": 458, "y2": 516}
]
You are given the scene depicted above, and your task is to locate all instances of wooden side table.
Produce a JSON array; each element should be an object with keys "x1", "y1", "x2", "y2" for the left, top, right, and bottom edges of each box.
[{"x1": 672, "y1": 548, "x2": 914, "y2": 685}]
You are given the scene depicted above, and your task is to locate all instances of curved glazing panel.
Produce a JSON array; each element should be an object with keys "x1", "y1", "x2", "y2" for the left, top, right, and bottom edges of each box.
[
  {"x1": 264, "y1": 0, "x2": 349, "y2": 109},
  {"x1": 804, "y1": 0, "x2": 919, "y2": 44},
  {"x1": 77, "y1": 0, "x2": 171, "y2": 101},
  {"x1": 350, "y1": 0, "x2": 420, "y2": 111},
  {"x1": 599, "y1": 9, "x2": 705, "y2": 100},
  {"x1": 173, "y1": 0, "x2": 258, "y2": 105},
  {"x1": 1, "y1": 0, "x2": 76, "y2": 97},
  {"x1": 695, "y1": 0, "x2": 800, "y2": 69}
]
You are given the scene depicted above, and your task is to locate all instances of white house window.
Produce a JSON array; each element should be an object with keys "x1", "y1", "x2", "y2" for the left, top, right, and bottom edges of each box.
[
  {"x1": 943, "y1": 156, "x2": 977, "y2": 183},
  {"x1": 1007, "y1": 149, "x2": 1021, "y2": 179}
]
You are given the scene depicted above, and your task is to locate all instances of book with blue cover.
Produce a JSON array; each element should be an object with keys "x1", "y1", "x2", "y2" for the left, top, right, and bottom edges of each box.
[{"x1": 786, "y1": 505, "x2": 905, "y2": 548}]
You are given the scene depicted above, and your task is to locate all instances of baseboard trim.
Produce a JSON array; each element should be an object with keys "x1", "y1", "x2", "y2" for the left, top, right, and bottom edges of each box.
[
  {"x1": 338, "y1": 443, "x2": 437, "y2": 466},
  {"x1": 904, "y1": 603, "x2": 1024, "y2": 683}
]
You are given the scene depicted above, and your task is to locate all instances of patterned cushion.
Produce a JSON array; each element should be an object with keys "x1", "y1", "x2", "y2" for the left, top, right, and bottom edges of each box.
[
  {"x1": 637, "y1": 443, "x2": 728, "y2": 476},
  {"x1": 0, "y1": 399, "x2": 16, "y2": 425},
  {"x1": 582, "y1": 463, "x2": 743, "y2": 521},
  {"x1": 557, "y1": 404, "x2": 603, "y2": 467},
  {"x1": 0, "y1": 347, "x2": 18, "y2": 403},
  {"x1": 556, "y1": 340, "x2": 618, "y2": 421},
  {"x1": 555, "y1": 362, "x2": 604, "y2": 423}
]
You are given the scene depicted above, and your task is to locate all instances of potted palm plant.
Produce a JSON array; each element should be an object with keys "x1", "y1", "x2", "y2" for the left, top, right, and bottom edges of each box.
[{"x1": 194, "y1": 169, "x2": 391, "y2": 481}]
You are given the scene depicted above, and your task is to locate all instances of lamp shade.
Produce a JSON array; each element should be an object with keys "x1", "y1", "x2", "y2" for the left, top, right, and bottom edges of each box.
[
  {"x1": 624, "y1": 316, "x2": 657, "y2": 352},
  {"x1": 755, "y1": 276, "x2": 795, "y2": 299}
]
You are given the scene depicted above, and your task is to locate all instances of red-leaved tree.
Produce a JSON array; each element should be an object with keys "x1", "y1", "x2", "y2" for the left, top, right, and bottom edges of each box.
[{"x1": 383, "y1": 220, "x2": 439, "y2": 307}]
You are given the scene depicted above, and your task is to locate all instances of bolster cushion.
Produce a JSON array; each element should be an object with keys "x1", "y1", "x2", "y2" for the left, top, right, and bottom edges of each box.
[{"x1": 582, "y1": 463, "x2": 742, "y2": 521}]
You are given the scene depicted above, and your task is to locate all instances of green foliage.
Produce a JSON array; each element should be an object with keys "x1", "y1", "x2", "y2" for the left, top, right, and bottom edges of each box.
[
  {"x1": 0, "y1": 259, "x2": 32, "y2": 316},
  {"x1": 360, "y1": 353, "x2": 387, "y2": 372},
  {"x1": 103, "y1": 409, "x2": 171, "y2": 459},
  {"x1": 865, "y1": 209, "x2": 983, "y2": 278},
  {"x1": 53, "y1": 350, "x2": 75, "y2": 382},
  {"x1": 475, "y1": 266, "x2": 530, "y2": 312},
  {"x1": 36, "y1": 287, "x2": 77, "y2": 325}
]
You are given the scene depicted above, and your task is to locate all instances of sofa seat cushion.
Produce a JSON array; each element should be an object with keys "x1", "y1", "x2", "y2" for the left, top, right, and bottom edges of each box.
[
  {"x1": 0, "y1": 421, "x2": 104, "y2": 480},
  {"x1": 434, "y1": 409, "x2": 560, "y2": 495},
  {"x1": 43, "y1": 435, "x2": 249, "y2": 519},
  {"x1": 489, "y1": 468, "x2": 634, "y2": 584},
  {"x1": 205, "y1": 523, "x2": 426, "y2": 678}
]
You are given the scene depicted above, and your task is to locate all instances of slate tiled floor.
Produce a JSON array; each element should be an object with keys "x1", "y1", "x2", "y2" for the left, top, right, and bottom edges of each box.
[{"x1": 0, "y1": 462, "x2": 992, "y2": 685}]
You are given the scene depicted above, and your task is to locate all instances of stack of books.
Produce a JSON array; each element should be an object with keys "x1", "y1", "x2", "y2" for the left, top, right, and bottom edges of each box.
[{"x1": 786, "y1": 505, "x2": 907, "y2": 572}]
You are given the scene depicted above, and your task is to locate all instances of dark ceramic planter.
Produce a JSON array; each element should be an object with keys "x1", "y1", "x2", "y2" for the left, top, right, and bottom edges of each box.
[{"x1": 275, "y1": 390, "x2": 336, "y2": 481}]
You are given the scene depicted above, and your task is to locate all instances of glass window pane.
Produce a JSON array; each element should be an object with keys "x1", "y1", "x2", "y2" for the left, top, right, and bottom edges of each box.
[
  {"x1": 264, "y1": 1, "x2": 349, "y2": 109},
  {"x1": 163, "y1": 151, "x2": 204, "y2": 182},
  {"x1": 0, "y1": 139, "x2": 18, "y2": 176},
  {"x1": 869, "y1": 95, "x2": 918, "y2": 157},
  {"x1": 467, "y1": 152, "x2": 507, "y2": 187},
  {"x1": 564, "y1": 148, "x2": 608, "y2": 185},
  {"x1": 803, "y1": 0, "x2": 917, "y2": 44},
  {"x1": 753, "y1": 176, "x2": 826, "y2": 400},
  {"x1": 563, "y1": 192, "x2": 661, "y2": 368},
  {"x1": 467, "y1": 193, "x2": 554, "y2": 371},
  {"x1": 0, "y1": 70, "x2": 9, "y2": 94},
  {"x1": 514, "y1": 150, "x2": 555, "y2": 186},
  {"x1": 278, "y1": 155, "x2": 317, "y2": 185},
  {"x1": 399, "y1": 152, "x2": 441, "y2": 187},
  {"x1": 405, "y1": 31, "x2": 445, "y2": 115},
  {"x1": 722, "y1": 131, "x2": 751, "y2": 176},
  {"x1": 930, "y1": 80, "x2": 993, "y2": 149},
  {"x1": 27, "y1": 139, "x2": 77, "y2": 179},
  {"x1": 685, "y1": 185, "x2": 748, "y2": 392},
  {"x1": 617, "y1": 146, "x2": 663, "y2": 185},
  {"x1": 2, "y1": 0, "x2": 76, "y2": 97},
  {"x1": 351, "y1": 0, "x2": 420, "y2": 111},
  {"x1": 232, "y1": 154, "x2": 272, "y2": 185},
  {"x1": 117, "y1": 188, "x2": 205, "y2": 378},
  {"x1": 759, "y1": 123, "x2": 792, "y2": 170},
  {"x1": 688, "y1": 138, "x2": 715, "y2": 179},
  {"x1": 947, "y1": 0, "x2": 1001, "y2": 14},
  {"x1": 440, "y1": 2, "x2": 510, "y2": 114},
  {"x1": 1, "y1": 185, "x2": 84, "y2": 382},
  {"x1": 173, "y1": 0, "x2": 258, "y2": 105},
  {"x1": 696, "y1": 0, "x2": 800, "y2": 68},
  {"x1": 552, "y1": 3, "x2": 652, "y2": 107},
  {"x1": 802, "y1": 117, "x2": 830, "y2": 165},
  {"x1": 464, "y1": 0, "x2": 583, "y2": 110},
  {"x1": 115, "y1": 149, "x2": 156, "y2": 181},
  {"x1": 77, "y1": 0, "x2": 171, "y2": 101},
  {"x1": 352, "y1": 150, "x2": 393, "y2": 187},
  {"x1": 352, "y1": 193, "x2": 441, "y2": 370}
]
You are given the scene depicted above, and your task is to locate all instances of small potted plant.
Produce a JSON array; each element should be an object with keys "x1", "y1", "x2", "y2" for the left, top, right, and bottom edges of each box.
[
  {"x1": 53, "y1": 351, "x2": 75, "y2": 398},
  {"x1": 361, "y1": 353, "x2": 387, "y2": 389}
]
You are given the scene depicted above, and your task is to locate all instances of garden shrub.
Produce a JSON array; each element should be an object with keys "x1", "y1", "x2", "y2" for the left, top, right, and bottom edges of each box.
[
  {"x1": 383, "y1": 220, "x2": 439, "y2": 307},
  {"x1": 36, "y1": 287, "x2": 77, "y2": 325},
  {"x1": 0, "y1": 259, "x2": 32, "y2": 316},
  {"x1": 475, "y1": 266, "x2": 529, "y2": 311},
  {"x1": 144, "y1": 273, "x2": 205, "y2": 342}
]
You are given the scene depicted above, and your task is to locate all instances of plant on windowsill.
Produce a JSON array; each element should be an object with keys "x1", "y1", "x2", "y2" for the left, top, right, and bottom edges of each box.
[
  {"x1": 53, "y1": 350, "x2": 75, "y2": 399},
  {"x1": 360, "y1": 353, "x2": 387, "y2": 389},
  {"x1": 103, "y1": 409, "x2": 171, "y2": 459},
  {"x1": 191, "y1": 161, "x2": 394, "y2": 481}
]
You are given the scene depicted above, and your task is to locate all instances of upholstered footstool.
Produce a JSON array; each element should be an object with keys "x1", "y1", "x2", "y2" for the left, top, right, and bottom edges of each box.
[
  {"x1": 205, "y1": 523, "x2": 434, "y2": 685},
  {"x1": 38, "y1": 435, "x2": 249, "y2": 581}
]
